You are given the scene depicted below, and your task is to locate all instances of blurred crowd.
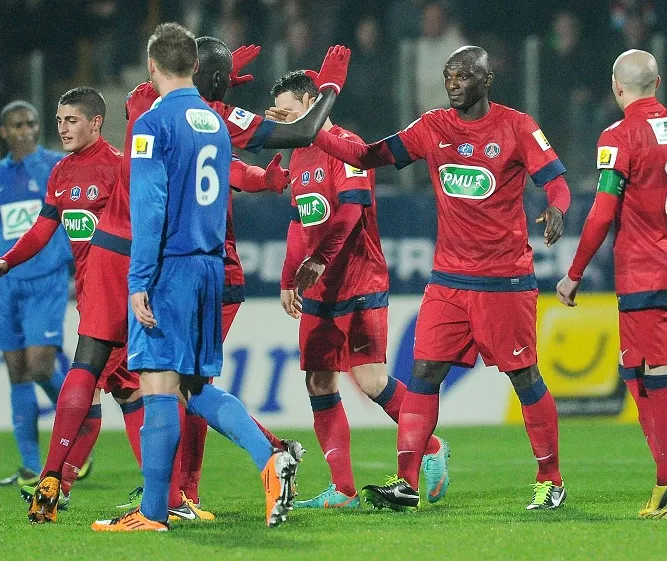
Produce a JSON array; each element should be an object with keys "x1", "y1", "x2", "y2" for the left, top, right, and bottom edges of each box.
[{"x1": 1, "y1": 0, "x2": 665, "y2": 188}]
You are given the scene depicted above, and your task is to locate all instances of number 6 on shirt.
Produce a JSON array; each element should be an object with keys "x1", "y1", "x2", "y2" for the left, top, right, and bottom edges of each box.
[{"x1": 196, "y1": 145, "x2": 220, "y2": 206}]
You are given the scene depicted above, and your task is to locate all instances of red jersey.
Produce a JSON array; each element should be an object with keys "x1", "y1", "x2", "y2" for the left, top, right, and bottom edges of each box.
[
  {"x1": 392, "y1": 103, "x2": 565, "y2": 288},
  {"x1": 94, "y1": 82, "x2": 269, "y2": 295},
  {"x1": 290, "y1": 125, "x2": 389, "y2": 305},
  {"x1": 39, "y1": 137, "x2": 121, "y2": 299},
  {"x1": 596, "y1": 97, "x2": 667, "y2": 305},
  {"x1": 224, "y1": 188, "x2": 245, "y2": 303}
]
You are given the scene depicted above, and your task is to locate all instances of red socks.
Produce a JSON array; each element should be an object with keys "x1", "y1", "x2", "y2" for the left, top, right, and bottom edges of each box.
[
  {"x1": 251, "y1": 415, "x2": 284, "y2": 450},
  {"x1": 120, "y1": 398, "x2": 144, "y2": 467},
  {"x1": 643, "y1": 374, "x2": 667, "y2": 485},
  {"x1": 375, "y1": 377, "x2": 440, "y2": 455},
  {"x1": 180, "y1": 412, "x2": 208, "y2": 503},
  {"x1": 42, "y1": 366, "x2": 98, "y2": 478},
  {"x1": 397, "y1": 389, "x2": 440, "y2": 489},
  {"x1": 61, "y1": 403, "x2": 102, "y2": 495},
  {"x1": 310, "y1": 393, "x2": 356, "y2": 497},
  {"x1": 521, "y1": 390, "x2": 562, "y2": 486}
]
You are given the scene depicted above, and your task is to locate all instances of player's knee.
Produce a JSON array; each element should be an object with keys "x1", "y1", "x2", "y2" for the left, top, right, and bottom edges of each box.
[
  {"x1": 412, "y1": 360, "x2": 450, "y2": 387},
  {"x1": 305, "y1": 371, "x2": 338, "y2": 396},
  {"x1": 506, "y1": 365, "x2": 542, "y2": 391},
  {"x1": 73, "y1": 336, "x2": 113, "y2": 375}
]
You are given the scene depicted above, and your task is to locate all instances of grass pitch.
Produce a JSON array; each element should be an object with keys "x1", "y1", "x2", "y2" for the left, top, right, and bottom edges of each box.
[{"x1": 0, "y1": 422, "x2": 663, "y2": 561}]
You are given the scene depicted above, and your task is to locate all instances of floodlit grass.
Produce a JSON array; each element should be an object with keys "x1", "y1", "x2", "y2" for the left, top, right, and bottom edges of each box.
[{"x1": 0, "y1": 422, "x2": 662, "y2": 561}]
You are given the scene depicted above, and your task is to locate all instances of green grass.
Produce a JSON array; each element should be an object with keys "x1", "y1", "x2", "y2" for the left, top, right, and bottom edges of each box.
[{"x1": 0, "y1": 422, "x2": 663, "y2": 561}]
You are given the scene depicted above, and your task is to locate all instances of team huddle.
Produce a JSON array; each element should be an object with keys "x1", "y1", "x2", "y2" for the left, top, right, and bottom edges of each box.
[{"x1": 0, "y1": 20, "x2": 665, "y2": 532}]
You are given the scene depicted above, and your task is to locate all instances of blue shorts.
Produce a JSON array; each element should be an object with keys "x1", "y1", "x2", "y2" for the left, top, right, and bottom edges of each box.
[
  {"x1": 0, "y1": 266, "x2": 69, "y2": 351},
  {"x1": 128, "y1": 254, "x2": 224, "y2": 376}
]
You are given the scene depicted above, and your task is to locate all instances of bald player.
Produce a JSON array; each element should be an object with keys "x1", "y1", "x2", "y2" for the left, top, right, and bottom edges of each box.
[
  {"x1": 310, "y1": 45, "x2": 572, "y2": 511},
  {"x1": 557, "y1": 49, "x2": 667, "y2": 518}
]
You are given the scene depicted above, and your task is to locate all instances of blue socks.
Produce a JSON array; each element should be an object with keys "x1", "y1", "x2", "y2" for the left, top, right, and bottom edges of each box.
[
  {"x1": 10, "y1": 382, "x2": 41, "y2": 473},
  {"x1": 139, "y1": 394, "x2": 180, "y2": 522},
  {"x1": 36, "y1": 370, "x2": 66, "y2": 405},
  {"x1": 188, "y1": 384, "x2": 273, "y2": 470}
]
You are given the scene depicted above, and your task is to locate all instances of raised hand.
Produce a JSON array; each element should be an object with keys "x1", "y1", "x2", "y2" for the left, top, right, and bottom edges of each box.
[
  {"x1": 229, "y1": 44, "x2": 262, "y2": 88},
  {"x1": 264, "y1": 153, "x2": 290, "y2": 194},
  {"x1": 305, "y1": 45, "x2": 351, "y2": 95}
]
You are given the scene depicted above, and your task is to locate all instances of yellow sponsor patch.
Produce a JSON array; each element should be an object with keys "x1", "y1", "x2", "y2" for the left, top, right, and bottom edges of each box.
[
  {"x1": 532, "y1": 129, "x2": 551, "y2": 151},
  {"x1": 131, "y1": 134, "x2": 154, "y2": 158},
  {"x1": 596, "y1": 146, "x2": 618, "y2": 169},
  {"x1": 344, "y1": 163, "x2": 367, "y2": 178}
]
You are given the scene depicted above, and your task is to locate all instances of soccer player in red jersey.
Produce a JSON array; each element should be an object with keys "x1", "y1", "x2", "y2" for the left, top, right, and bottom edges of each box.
[
  {"x1": 0, "y1": 88, "x2": 143, "y2": 519},
  {"x1": 557, "y1": 49, "x2": 667, "y2": 518},
  {"x1": 311, "y1": 46, "x2": 572, "y2": 511},
  {"x1": 268, "y1": 71, "x2": 449, "y2": 509}
]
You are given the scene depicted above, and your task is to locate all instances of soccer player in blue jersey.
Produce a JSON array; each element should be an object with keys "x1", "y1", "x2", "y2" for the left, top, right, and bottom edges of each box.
[
  {"x1": 91, "y1": 23, "x2": 297, "y2": 532},
  {"x1": 0, "y1": 101, "x2": 72, "y2": 487}
]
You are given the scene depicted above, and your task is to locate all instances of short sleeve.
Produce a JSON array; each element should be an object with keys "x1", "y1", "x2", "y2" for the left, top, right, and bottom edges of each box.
[
  {"x1": 330, "y1": 136, "x2": 373, "y2": 206},
  {"x1": 516, "y1": 113, "x2": 566, "y2": 186},
  {"x1": 596, "y1": 123, "x2": 630, "y2": 179}
]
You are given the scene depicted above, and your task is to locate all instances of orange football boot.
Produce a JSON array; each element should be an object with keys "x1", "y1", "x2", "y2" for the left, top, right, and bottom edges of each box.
[
  {"x1": 261, "y1": 450, "x2": 297, "y2": 527},
  {"x1": 27, "y1": 476, "x2": 61, "y2": 524},
  {"x1": 91, "y1": 508, "x2": 169, "y2": 532}
]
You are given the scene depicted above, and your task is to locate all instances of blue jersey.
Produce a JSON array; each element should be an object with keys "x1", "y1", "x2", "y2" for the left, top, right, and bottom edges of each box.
[
  {"x1": 128, "y1": 87, "x2": 231, "y2": 294},
  {"x1": 0, "y1": 146, "x2": 72, "y2": 279}
]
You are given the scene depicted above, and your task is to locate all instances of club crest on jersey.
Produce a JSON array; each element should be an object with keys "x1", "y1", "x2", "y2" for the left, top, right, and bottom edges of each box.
[
  {"x1": 61, "y1": 209, "x2": 98, "y2": 241},
  {"x1": 457, "y1": 143, "x2": 474, "y2": 157},
  {"x1": 484, "y1": 143, "x2": 500, "y2": 158},
  {"x1": 295, "y1": 192, "x2": 331, "y2": 227},
  {"x1": 70, "y1": 186, "x2": 81, "y2": 201},
  {"x1": 301, "y1": 171, "x2": 311, "y2": 186},
  {"x1": 314, "y1": 167, "x2": 325, "y2": 183},
  {"x1": 186, "y1": 109, "x2": 220, "y2": 133},
  {"x1": 86, "y1": 185, "x2": 99, "y2": 200},
  {"x1": 438, "y1": 164, "x2": 496, "y2": 199}
]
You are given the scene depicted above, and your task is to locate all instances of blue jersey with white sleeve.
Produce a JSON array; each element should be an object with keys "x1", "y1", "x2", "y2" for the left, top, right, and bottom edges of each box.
[
  {"x1": 0, "y1": 146, "x2": 72, "y2": 279},
  {"x1": 128, "y1": 87, "x2": 231, "y2": 294}
]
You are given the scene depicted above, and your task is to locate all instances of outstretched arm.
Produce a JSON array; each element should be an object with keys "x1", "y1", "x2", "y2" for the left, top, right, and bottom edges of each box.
[
  {"x1": 229, "y1": 154, "x2": 290, "y2": 194},
  {"x1": 313, "y1": 129, "x2": 397, "y2": 170},
  {"x1": 262, "y1": 45, "x2": 351, "y2": 149},
  {"x1": 0, "y1": 214, "x2": 60, "y2": 274}
]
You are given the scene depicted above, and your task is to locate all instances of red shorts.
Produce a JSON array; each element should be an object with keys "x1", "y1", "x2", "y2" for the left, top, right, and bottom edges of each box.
[
  {"x1": 96, "y1": 345, "x2": 140, "y2": 395},
  {"x1": 222, "y1": 302, "x2": 241, "y2": 341},
  {"x1": 78, "y1": 244, "x2": 129, "y2": 345},
  {"x1": 299, "y1": 307, "x2": 387, "y2": 372},
  {"x1": 619, "y1": 308, "x2": 667, "y2": 368},
  {"x1": 414, "y1": 284, "x2": 537, "y2": 372}
]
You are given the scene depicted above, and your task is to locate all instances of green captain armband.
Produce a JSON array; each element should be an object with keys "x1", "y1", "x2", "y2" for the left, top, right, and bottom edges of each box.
[{"x1": 596, "y1": 169, "x2": 625, "y2": 196}]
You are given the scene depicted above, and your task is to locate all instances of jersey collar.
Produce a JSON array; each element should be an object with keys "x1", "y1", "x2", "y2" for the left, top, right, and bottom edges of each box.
[
  {"x1": 162, "y1": 87, "x2": 200, "y2": 101},
  {"x1": 71, "y1": 135, "x2": 106, "y2": 160},
  {"x1": 624, "y1": 96, "x2": 660, "y2": 117}
]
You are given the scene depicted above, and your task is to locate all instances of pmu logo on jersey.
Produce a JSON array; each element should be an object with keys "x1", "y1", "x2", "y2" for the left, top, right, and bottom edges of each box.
[
  {"x1": 457, "y1": 143, "x2": 474, "y2": 157},
  {"x1": 86, "y1": 185, "x2": 99, "y2": 200},
  {"x1": 484, "y1": 143, "x2": 500, "y2": 158},
  {"x1": 70, "y1": 186, "x2": 81, "y2": 201},
  {"x1": 314, "y1": 167, "x2": 325, "y2": 183},
  {"x1": 186, "y1": 109, "x2": 220, "y2": 133},
  {"x1": 61, "y1": 209, "x2": 98, "y2": 241},
  {"x1": 438, "y1": 164, "x2": 496, "y2": 199},
  {"x1": 647, "y1": 117, "x2": 667, "y2": 144},
  {"x1": 301, "y1": 171, "x2": 311, "y2": 186},
  {"x1": 295, "y1": 193, "x2": 331, "y2": 227},
  {"x1": 131, "y1": 135, "x2": 154, "y2": 159}
]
